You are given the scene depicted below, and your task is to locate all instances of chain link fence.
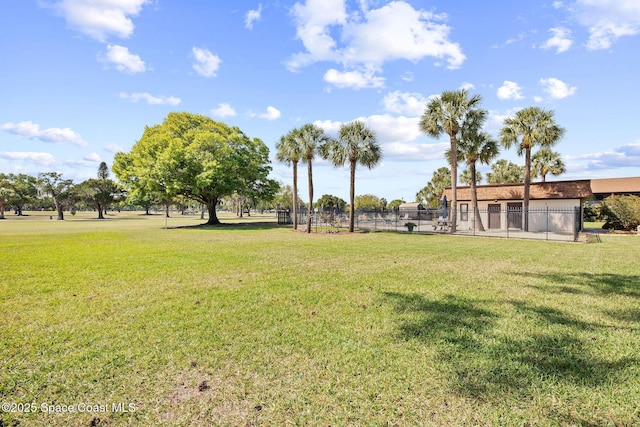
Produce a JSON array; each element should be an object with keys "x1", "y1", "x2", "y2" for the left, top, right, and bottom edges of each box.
[{"x1": 278, "y1": 207, "x2": 582, "y2": 242}]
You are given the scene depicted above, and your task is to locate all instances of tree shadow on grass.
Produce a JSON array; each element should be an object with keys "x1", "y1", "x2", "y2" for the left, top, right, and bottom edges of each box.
[
  {"x1": 382, "y1": 292, "x2": 639, "y2": 406},
  {"x1": 516, "y1": 272, "x2": 640, "y2": 299},
  {"x1": 173, "y1": 222, "x2": 285, "y2": 231},
  {"x1": 383, "y1": 293, "x2": 495, "y2": 345}
]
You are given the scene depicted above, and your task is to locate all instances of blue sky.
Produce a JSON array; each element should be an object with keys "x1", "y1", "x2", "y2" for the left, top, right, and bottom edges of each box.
[{"x1": 2, "y1": 0, "x2": 640, "y2": 203}]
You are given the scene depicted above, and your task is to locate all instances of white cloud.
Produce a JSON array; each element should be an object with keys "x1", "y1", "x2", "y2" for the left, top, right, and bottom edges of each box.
[
  {"x1": 541, "y1": 27, "x2": 573, "y2": 53},
  {"x1": 318, "y1": 114, "x2": 422, "y2": 145},
  {"x1": 565, "y1": 142, "x2": 640, "y2": 170},
  {"x1": 401, "y1": 71, "x2": 414, "y2": 82},
  {"x1": 65, "y1": 152, "x2": 102, "y2": 167},
  {"x1": 1, "y1": 121, "x2": 87, "y2": 146},
  {"x1": 288, "y1": 0, "x2": 347, "y2": 70},
  {"x1": 261, "y1": 106, "x2": 281, "y2": 120},
  {"x1": 104, "y1": 143, "x2": 125, "y2": 153},
  {"x1": 315, "y1": 112, "x2": 446, "y2": 161},
  {"x1": 486, "y1": 108, "x2": 521, "y2": 133},
  {"x1": 314, "y1": 119, "x2": 342, "y2": 136},
  {"x1": 252, "y1": 106, "x2": 281, "y2": 120},
  {"x1": 192, "y1": 47, "x2": 222, "y2": 77},
  {"x1": 460, "y1": 82, "x2": 475, "y2": 91},
  {"x1": 382, "y1": 91, "x2": 429, "y2": 116},
  {"x1": 539, "y1": 77, "x2": 577, "y2": 99},
  {"x1": 573, "y1": 0, "x2": 640, "y2": 50},
  {"x1": 288, "y1": 0, "x2": 465, "y2": 88},
  {"x1": 210, "y1": 103, "x2": 237, "y2": 118},
  {"x1": 245, "y1": 4, "x2": 263, "y2": 29},
  {"x1": 341, "y1": 2, "x2": 465, "y2": 69},
  {"x1": 553, "y1": 1, "x2": 564, "y2": 9},
  {"x1": 359, "y1": 114, "x2": 421, "y2": 144},
  {"x1": 323, "y1": 68, "x2": 384, "y2": 89},
  {"x1": 497, "y1": 81, "x2": 524, "y2": 100},
  {"x1": 384, "y1": 141, "x2": 448, "y2": 161},
  {"x1": 119, "y1": 92, "x2": 181, "y2": 105},
  {"x1": 102, "y1": 44, "x2": 146, "y2": 73},
  {"x1": 49, "y1": 0, "x2": 150, "y2": 41},
  {"x1": 0, "y1": 151, "x2": 56, "y2": 167}
]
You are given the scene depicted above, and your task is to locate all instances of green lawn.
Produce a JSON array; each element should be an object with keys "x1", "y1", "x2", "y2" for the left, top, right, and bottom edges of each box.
[{"x1": 1, "y1": 212, "x2": 639, "y2": 426}]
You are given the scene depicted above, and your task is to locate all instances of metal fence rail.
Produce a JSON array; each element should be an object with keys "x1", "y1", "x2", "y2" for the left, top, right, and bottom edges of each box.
[{"x1": 280, "y1": 207, "x2": 581, "y2": 242}]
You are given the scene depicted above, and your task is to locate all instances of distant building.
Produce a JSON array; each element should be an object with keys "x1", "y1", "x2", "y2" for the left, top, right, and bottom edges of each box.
[
  {"x1": 442, "y1": 177, "x2": 640, "y2": 233},
  {"x1": 442, "y1": 180, "x2": 592, "y2": 232},
  {"x1": 398, "y1": 202, "x2": 431, "y2": 220},
  {"x1": 590, "y1": 177, "x2": 640, "y2": 201}
]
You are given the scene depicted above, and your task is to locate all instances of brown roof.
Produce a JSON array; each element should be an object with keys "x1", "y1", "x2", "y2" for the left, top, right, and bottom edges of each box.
[
  {"x1": 443, "y1": 180, "x2": 593, "y2": 201},
  {"x1": 590, "y1": 177, "x2": 640, "y2": 194}
]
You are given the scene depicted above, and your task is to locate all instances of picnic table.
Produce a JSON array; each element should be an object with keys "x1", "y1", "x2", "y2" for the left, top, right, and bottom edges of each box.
[{"x1": 433, "y1": 217, "x2": 451, "y2": 231}]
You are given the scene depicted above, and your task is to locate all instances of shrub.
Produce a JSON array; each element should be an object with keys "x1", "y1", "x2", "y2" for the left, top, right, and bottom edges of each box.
[
  {"x1": 601, "y1": 195, "x2": 640, "y2": 231},
  {"x1": 583, "y1": 202, "x2": 600, "y2": 222}
]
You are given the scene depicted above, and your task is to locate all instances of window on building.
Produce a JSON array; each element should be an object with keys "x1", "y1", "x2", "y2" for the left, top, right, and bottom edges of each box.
[{"x1": 460, "y1": 203, "x2": 468, "y2": 221}]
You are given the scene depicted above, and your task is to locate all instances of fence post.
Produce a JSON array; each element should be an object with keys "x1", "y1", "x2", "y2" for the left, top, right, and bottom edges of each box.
[
  {"x1": 546, "y1": 206, "x2": 549, "y2": 241},
  {"x1": 506, "y1": 209, "x2": 509, "y2": 239},
  {"x1": 574, "y1": 206, "x2": 580, "y2": 242}
]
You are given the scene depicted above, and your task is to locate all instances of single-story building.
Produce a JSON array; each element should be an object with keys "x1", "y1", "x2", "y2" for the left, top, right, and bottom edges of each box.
[
  {"x1": 590, "y1": 177, "x2": 640, "y2": 201},
  {"x1": 442, "y1": 180, "x2": 593, "y2": 233}
]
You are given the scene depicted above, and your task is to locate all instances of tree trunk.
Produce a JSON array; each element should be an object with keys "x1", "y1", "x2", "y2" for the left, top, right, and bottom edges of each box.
[
  {"x1": 56, "y1": 200, "x2": 65, "y2": 221},
  {"x1": 206, "y1": 199, "x2": 221, "y2": 225},
  {"x1": 97, "y1": 203, "x2": 105, "y2": 219},
  {"x1": 524, "y1": 148, "x2": 531, "y2": 232},
  {"x1": 292, "y1": 161, "x2": 298, "y2": 230},
  {"x1": 145, "y1": 205, "x2": 151, "y2": 215},
  {"x1": 165, "y1": 203, "x2": 170, "y2": 218},
  {"x1": 449, "y1": 133, "x2": 457, "y2": 233},
  {"x1": 349, "y1": 161, "x2": 356, "y2": 233},
  {"x1": 0, "y1": 202, "x2": 5, "y2": 219},
  {"x1": 306, "y1": 159, "x2": 313, "y2": 233},
  {"x1": 470, "y1": 161, "x2": 485, "y2": 231}
]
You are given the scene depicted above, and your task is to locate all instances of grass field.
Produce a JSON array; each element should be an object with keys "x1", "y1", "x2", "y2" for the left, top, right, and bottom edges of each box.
[{"x1": 1, "y1": 211, "x2": 639, "y2": 426}]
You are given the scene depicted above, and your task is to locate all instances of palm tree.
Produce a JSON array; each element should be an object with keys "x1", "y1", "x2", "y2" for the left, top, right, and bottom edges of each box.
[
  {"x1": 500, "y1": 106, "x2": 565, "y2": 231},
  {"x1": 415, "y1": 167, "x2": 451, "y2": 208},
  {"x1": 322, "y1": 121, "x2": 382, "y2": 233},
  {"x1": 420, "y1": 89, "x2": 483, "y2": 232},
  {"x1": 532, "y1": 148, "x2": 566, "y2": 182},
  {"x1": 457, "y1": 128, "x2": 499, "y2": 231},
  {"x1": 275, "y1": 129, "x2": 301, "y2": 230},
  {"x1": 486, "y1": 159, "x2": 524, "y2": 184},
  {"x1": 298, "y1": 123, "x2": 331, "y2": 233}
]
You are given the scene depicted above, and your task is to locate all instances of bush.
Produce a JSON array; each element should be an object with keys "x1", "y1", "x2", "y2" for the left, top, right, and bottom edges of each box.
[
  {"x1": 583, "y1": 203, "x2": 600, "y2": 222},
  {"x1": 601, "y1": 195, "x2": 640, "y2": 231}
]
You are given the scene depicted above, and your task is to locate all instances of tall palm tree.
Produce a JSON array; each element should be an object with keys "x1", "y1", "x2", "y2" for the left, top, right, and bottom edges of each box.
[
  {"x1": 322, "y1": 121, "x2": 382, "y2": 233},
  {"x1": 486, "y1": 159, "x2": 524, "y2": 184},
  {"x1": 457, "y1": 127, "x2": 499, "y2": 231},
  {"x1": 500, "y1": 106, "x2": 565, "y2": 231},
  {"x1": 532, "y1": 148, "x2": 566, "y2": 182},
  {"x1": 275, "y1": 129, "x2": 301, "y2": 230},
  {"x1": 420, "y1": 89, "x2": 483, "y2": 232},
  {"x1": 298, "y1": 123, "x2": 331, "y2": 233}
]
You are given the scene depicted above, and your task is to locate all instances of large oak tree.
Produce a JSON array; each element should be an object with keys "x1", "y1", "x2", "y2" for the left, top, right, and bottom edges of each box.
[{"x1": 113, "y1": 112, "x2": 277, "y2": 225}]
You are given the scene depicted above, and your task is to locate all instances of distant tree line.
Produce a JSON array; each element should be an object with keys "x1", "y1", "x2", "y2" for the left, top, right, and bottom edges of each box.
[{"x1": 0, "y1": 163, "x2": 123, "y2": 221}]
